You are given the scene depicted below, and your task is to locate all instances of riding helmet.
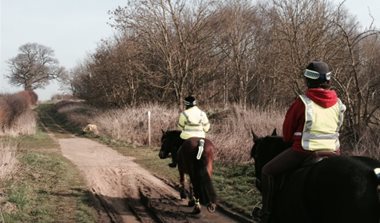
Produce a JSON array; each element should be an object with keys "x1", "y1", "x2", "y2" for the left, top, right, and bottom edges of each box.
[
  {"x1": 184, "y1": 96, "x2": 196, "y2": 106},
  {"x1": 304, "y1": 60, "x2": 331, "y2": 82}
]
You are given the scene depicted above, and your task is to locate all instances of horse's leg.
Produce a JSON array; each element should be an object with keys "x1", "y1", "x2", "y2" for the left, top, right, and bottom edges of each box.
[
  {"x1": 187, "y1": 172, "x2": 201, "y2": 214},
  {"x1": 188, "y1": 182, "x2": 196, "y2": 207},
  {"x1": 179, "y1": 169, "x2": 187, "y2": 199},
  {"x1": 206, "y1": 159, "x2": 217, "y2": 212},
  {"x1": 192, "y1": 198, "x2": 201, "y2": 214},
  {"x1": 191, "y1": 180, "x2": 201, "y2": 214},
  {"x1": 206, "y1": 158, "x2": 213, "y2": 176}
]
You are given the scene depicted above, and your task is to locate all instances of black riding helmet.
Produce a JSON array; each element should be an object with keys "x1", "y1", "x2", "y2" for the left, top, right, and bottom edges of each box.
[
  {"x1": 184, "y1": 95, "x2": 196, "y2": 107},
  {"x1": 304, "y1": 60, "x2": 332, "y2": 89}
]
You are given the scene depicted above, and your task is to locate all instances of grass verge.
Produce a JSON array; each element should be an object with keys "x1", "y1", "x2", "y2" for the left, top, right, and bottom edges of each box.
[{"x1": 0, "y1": 131, "x2": 97, "y2": 223}]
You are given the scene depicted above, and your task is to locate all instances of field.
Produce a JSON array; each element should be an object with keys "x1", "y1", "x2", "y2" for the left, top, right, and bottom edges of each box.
[
  {"x1": 1, "y1": 100, "x2": 379, "y2": 222},
  {"x1": 0, "y1": 131, "x2": 97, "y2": 222}
]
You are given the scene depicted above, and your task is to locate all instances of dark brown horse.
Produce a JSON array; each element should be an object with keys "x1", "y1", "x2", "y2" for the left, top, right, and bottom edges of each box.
[
  {"x1": 159, "y1": 130, "x2": 217, "y2": 214},
  {"x1": 251, "y1": 129, "x2": 380, "y2": 223}
]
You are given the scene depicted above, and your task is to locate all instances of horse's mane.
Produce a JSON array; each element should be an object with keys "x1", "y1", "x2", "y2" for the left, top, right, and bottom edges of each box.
[
  {"x1": 265, "y1": 135, "x2": 290, "y2": 150},
  {"x1": 167, "y1": 129, "x2": 181, "y2": 135},
  {"x1": 252, "y1": 135, "x2": 290, "y2": 155},
  {"x1": 161, "y1": 130, "x2": 182, "y2": 148},
  {"x1": 251, "y1": 134, "x2": 292, "y2": 173},
  {"x1": 163, "y1": 130, "x2": 181, "y2": 139}
]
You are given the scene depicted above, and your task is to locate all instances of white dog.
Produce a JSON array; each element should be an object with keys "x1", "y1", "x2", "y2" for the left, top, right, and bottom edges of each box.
[{"x1": 82, "y1": 124, "x2": 99, "y2": 135}]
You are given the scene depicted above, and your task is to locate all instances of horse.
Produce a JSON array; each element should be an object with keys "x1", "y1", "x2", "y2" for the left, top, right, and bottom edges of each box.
[
  {"x1": 158, "y1": 130, "x2": 217, "y2": 214},
  {"x1": 0, "y1": 90, "x2": 38, "y2": 131},
  {"x1": 250, "y1": 129, "x2": 380, "y2": 223}
]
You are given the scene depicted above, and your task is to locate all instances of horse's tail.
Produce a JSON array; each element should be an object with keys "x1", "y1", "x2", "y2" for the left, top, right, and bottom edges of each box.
[{"x1": 193, "y1": 156, "x2": 217, "y2": 205}]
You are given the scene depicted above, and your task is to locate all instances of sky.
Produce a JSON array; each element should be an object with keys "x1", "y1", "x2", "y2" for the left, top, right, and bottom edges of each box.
[
  {"x1": 1, "y1": 0, "x2": 380, "y2": 101},
  {"x1": 0, "y1": 0, "x2": 126, "y2": 100}
]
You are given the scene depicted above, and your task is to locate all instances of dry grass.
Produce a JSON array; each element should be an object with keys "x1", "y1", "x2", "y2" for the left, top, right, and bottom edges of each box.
[
  {"x1": 54, "y1": 100, "x2": 380, "y2": 162},
  {"x1": 55, "y1": 101, "x2": 284, "y2": 163},
  {"x1": 0, "y1": 110, "x2": 37, "y2": 137},
  {"x1": 94, "y1": 104, "x2": 178, "y2": 145},
  {"x1": 344, "y1": 128, "x2": 380, "y2": 160},
  {"x1": 207, "y1": 104, "x2": 285, "y2": 162},
  {"x1": 50, "y1": 100, "x2": 379, "y2": 217},
  {"x1": 0, "y1": 142, "x2": 18, "y2": 179}
]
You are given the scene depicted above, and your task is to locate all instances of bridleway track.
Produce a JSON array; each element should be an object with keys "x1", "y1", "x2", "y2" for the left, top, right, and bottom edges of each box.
[{"x1": 39, "y1": 110, "x2": 254, "y2": 223}]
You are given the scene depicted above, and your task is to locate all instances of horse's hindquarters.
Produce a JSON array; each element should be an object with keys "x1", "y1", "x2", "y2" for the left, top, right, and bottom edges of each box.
[
  {"x1": 275, "y1": 156, "x2": 380, "y2": 223},
  {"x1": 178, "y1": 138, "x2": 217, "y2": 207}
]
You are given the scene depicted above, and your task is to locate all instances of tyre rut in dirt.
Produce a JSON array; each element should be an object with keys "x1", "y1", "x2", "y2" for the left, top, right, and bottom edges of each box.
[
  {"x1": 92, "y1": 188, "x2": 120, "y2": 223},
  {"x1": 39, "y1": 110, "x2": 73, "y2": 136},
  {"x1": 153, "y1": 174, "x2": 254, "y2": 223},
  {"x1": 139, "y1": 186, "x2": 191, "y2": 223}
]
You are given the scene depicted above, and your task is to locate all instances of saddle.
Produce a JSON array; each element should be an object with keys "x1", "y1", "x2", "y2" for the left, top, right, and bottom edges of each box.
[
  {"x1": 255, "y1": 150, "x2": 339, "y2": 192},
  {"x1": 277, "y1": 150, "x2": 340, "y2": 190},
  {"x1": 302, "y1": 150, "x2": 340, "y2": 166}
]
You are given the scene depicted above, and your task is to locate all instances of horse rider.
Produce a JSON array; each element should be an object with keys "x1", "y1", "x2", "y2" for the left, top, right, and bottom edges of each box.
[
  {"x1": 254, "y1": 60, "x2": 346, "y2": 223},
  {"x1": 168, "y1": 95, "x2": 211, "y2": 168}
]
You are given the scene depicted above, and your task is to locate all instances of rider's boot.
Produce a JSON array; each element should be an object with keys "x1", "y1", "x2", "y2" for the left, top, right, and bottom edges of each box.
[{"x1": 252, "y1": 174, "x2": 275, "y2": 223}]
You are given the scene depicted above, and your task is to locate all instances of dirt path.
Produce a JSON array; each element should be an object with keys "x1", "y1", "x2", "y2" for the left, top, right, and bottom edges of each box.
[
  {"x1": 58, "y1": 137, "x2": 245, "y2": 223},
  {"x1": 39, "y1": 109, "x2": 252, "y2": 223}
]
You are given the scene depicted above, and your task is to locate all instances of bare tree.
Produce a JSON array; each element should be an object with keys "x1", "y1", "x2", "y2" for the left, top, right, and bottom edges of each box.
[
  {"x1": 110, "y1": 0, "x2": 218, "y2": 108},
  {"x1": 7, "y1": 43, "x2": 65, "y2": 90},
  {"x1": 331, "y1": 16, "x2": 380, "y2": 142},
  {"x1": 69, "y1": 61, "x2": 94, "y2": 104},
  {"x1": 261, "y1": 0, "x2": 347, "y2": 93},
  {"x1": 261, "y1": 0, "x2": 380, "y2": 148},
  {"x1": 213, "y1": 0, "x2": 266, "y2": 108}
]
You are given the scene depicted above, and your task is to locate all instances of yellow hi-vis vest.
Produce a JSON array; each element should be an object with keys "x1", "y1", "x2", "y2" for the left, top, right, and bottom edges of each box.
[
  {"x1": 178, "y1": 106, "x2": 210, "y2": 140},
  {"x1": 298, "y1": 94, "x2": 346, "y2": 151}
]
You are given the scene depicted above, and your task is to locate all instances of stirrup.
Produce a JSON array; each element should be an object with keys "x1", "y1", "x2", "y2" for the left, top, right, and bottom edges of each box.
[{"x1": 168, "y1": 163, "x2": 177, "y2": 168}]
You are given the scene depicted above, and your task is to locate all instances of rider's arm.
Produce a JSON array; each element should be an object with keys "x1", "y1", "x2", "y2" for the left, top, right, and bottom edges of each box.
[
  {"x1": 202, "y1": 112, "x2": 210, "y2": 133},
  {"x1": 283, "y1": 98, "x2": 305, "y2": 143},
  {"x1": 178, "y1": 112, "x2": 186, "y2": 130}
]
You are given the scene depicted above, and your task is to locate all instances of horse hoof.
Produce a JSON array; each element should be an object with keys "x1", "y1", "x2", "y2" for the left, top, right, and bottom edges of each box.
[
  {"x1": 207, "y1": 203, "x2": 216, "y2": 213},
  {"x1": 192, "y1": 205, "x2": 201, "y2": 214},
  {"x1": 180, "y1": 190, "x2": 187, "y2": 199},
  {"x1": 188, "y1": 199, "x2": 195, "y2": 207},
  {"x1": 252, "y1": 207, "x2": 262, "y2": 221}
]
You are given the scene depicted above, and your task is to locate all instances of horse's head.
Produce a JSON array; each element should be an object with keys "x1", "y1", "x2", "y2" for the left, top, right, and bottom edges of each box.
[
  {"x1": 250, "y1": 129, "x2": 290, "y2": 188},
  {"x1": 158, "y1": 129, "x2": 182, "y2": 159}
]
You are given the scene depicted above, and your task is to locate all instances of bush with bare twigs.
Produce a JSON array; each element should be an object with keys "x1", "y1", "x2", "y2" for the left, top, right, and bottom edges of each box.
[
  {"x1": 55, "y1": 101, "x2": 284, "y2": 163},
  {"x1": 0, "y1": 90, "x2": 38, "y2": 136},
  {"x1": 55, "y1": 100, "x2": 380, "y2": 161}
]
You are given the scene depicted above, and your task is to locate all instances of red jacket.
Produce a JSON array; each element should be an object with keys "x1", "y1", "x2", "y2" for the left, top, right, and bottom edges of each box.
[{"x1": 283, "y1": 88, "x2": 339, "y2": 153}]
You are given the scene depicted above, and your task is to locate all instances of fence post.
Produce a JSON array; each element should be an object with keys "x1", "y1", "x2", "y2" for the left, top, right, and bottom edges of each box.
[{"x1": 148, "y1": 111, "x2": 151, "y2": 146}]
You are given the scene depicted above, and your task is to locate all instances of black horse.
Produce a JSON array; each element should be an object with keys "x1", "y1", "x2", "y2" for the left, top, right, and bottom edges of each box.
[
  {"x1": 251, "y1": 129, "x2": 380, "y2": 223},
  {"x1": 158, "y1": 130, "x2": 217, "y2": 214}
]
